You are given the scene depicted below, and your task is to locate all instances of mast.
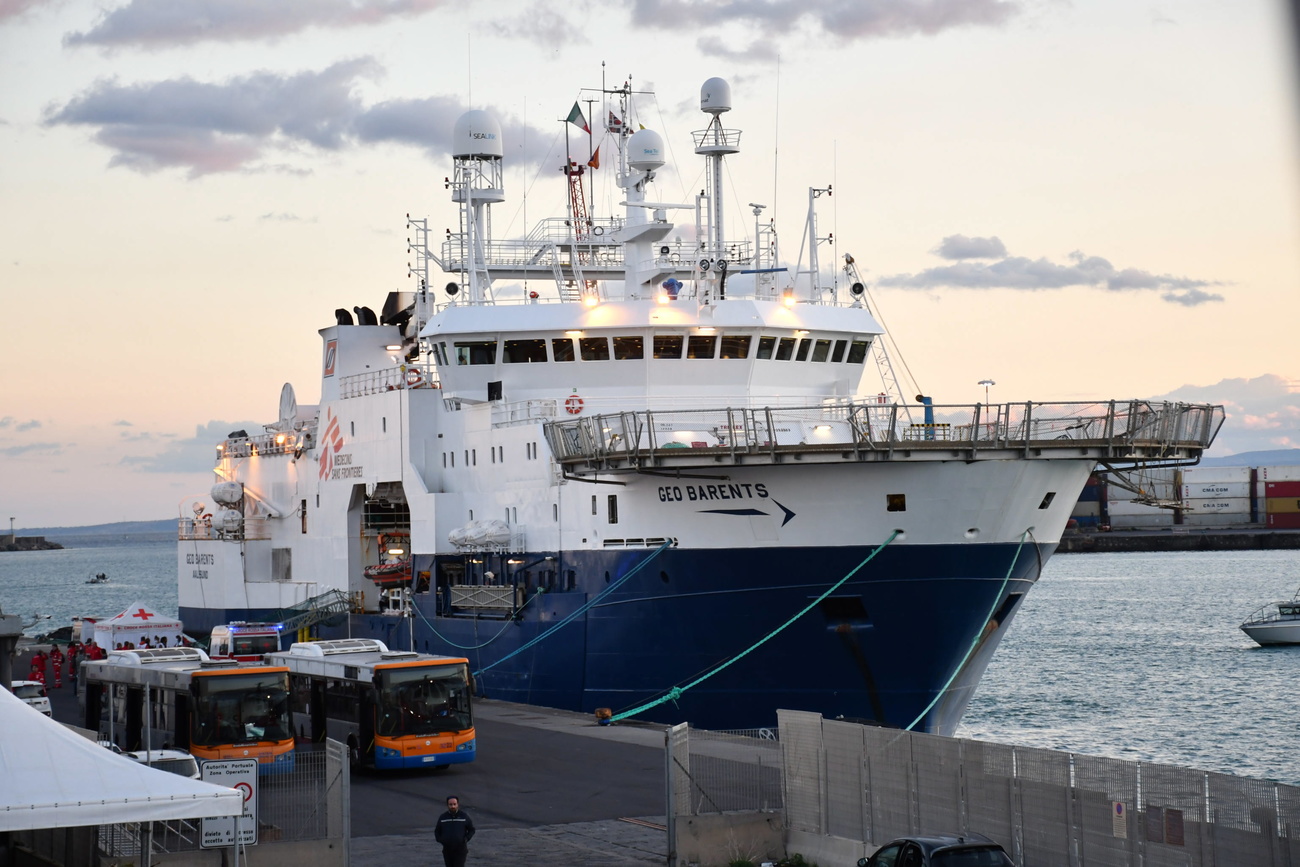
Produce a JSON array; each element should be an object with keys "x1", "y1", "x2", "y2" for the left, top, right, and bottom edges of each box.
[
  {"x1": 693, "y1": 78, "x2": 741, "y2": 304},
  {"x1": 450, "y1": 111, "x2": 504, "y2": 304}
]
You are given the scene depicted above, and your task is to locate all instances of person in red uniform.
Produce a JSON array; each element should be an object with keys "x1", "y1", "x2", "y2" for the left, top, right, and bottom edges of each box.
[
  {"x1": 32, "y1": 650, "x2": 47, "y2": 682},
  {"x1": 49, "y1": 645, "x2": 64, "y2": 688}
]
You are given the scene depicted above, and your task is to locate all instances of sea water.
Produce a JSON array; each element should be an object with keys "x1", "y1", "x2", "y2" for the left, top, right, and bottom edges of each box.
[{"x1": 2, "y1": 540, "x2": 1298, "y2": 784}]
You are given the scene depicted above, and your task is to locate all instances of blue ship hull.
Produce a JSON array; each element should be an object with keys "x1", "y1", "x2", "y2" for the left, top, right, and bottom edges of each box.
[{"x1": 182, "y1": 540, "x2": 1051, "y2": 735}]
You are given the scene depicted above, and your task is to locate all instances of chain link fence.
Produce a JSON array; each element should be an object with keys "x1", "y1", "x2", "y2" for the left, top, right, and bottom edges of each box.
[{"x1": 769, "y1": 710, "x2": 1300, "y2": 867}]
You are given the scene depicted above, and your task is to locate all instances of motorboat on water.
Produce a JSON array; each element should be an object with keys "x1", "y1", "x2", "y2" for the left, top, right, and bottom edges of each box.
[
  {"x1": 176, "y1": 76, "x2": 1224, "y2": 733},
  {"x1": 1240, "y1": 590, "x2": 1300, "y2": 645},
  {"x1": 85, "y1": 573, "x2": 108, "y2": 585}
]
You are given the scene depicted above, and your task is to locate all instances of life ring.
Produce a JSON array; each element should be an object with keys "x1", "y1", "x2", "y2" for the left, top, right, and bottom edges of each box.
[
  {"x1": 405, "y1": 367, "x2": 424, "y2": 388},
  {"x1": 592, "y1": 225, "x2": 604, "y2": 236},
  {"x1": 200, "y1": 514, "x2": 212, "y2": 528},
  {"x1": 565, "y1": 395, "x2": 584, "y2": 415}
]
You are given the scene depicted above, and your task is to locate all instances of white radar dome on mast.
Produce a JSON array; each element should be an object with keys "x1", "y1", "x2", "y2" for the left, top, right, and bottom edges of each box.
[
  {"x1": 700, "y1": 78, "x2": 732, "y2": 115},
  {"x1": 452, "y1": 110, "x2": 503, "y2": 159},
  {"x1": 627, "y1": 129, "x2": 665, "y2": 172}
]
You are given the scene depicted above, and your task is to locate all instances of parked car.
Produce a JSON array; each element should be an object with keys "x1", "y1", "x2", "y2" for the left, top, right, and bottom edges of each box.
[
  {"x1": 857, "y1": 833, "x2": 1015, "y2": 867},
  {"x1": 12, "y1": 680, "x2": 52, "y2": 716},
  {"x1": 120, "y1": 748, "x2": 201, "y2": 779}
]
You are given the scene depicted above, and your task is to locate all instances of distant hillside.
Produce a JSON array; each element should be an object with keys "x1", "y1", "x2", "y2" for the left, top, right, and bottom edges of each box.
[
  {"x1": 1198, "y1": 449, "x2": 1300, "y2": 468},
  {"x1": 19, "y1": 520, "x2": 175, "y2": 538}
]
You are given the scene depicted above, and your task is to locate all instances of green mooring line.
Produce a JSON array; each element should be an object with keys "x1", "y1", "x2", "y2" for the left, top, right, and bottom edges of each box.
[
  {"x1": 609, "y1": 529, "x2": 903, "y2": 723},
  {"x1": 903, "y1": 528, "x2": 1032, "y2": 731},
  {"x1": 472, "y1": 539, "x2": 674, "y2": 678}
]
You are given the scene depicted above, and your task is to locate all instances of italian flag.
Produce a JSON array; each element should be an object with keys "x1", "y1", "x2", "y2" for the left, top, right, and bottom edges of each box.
[{"x1": 566, "y1": 102, "x2": 590, "y2": 133}]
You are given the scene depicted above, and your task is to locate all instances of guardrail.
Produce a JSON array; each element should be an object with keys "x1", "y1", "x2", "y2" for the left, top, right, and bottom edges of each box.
[{"x1": 544, "y1": 400, "x2": 1225, "y2": 473}]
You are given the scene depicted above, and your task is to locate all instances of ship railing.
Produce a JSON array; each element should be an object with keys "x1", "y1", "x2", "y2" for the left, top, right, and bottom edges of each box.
[
  {"x1": 492, "y1": 398, "x2": 559, "y2": 427},
  {"x1": 542, "y1": 400, "x2": 1225, "y2": 470},
  {"x1": 339, "y1": 365, "x2": 440, "y2": 398},
  {"x1": 216, "y1": 428, "x2": 313, "y2": 460},
  {"x1": 177, "y1": 516, "x2": 271, "y2": 542}
]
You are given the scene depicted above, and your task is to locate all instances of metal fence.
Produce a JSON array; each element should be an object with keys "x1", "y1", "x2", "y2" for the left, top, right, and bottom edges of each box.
[
  {"x1": 97, "y1": 740, "x2": 348, "y2": 860},
  {"x1": 772, "y1": 710, "x2": 1300, "y2": 867}
]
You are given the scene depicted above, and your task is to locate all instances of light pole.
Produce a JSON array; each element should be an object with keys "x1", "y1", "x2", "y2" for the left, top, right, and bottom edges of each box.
[{"x1": 978, "y1": 379, "x2": 996, "y2": 407}]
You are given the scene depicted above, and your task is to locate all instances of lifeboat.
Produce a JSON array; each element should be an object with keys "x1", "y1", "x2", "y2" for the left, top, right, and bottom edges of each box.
[{"x1": 363, "y1": 560, "x2": 412, "y2": 587}]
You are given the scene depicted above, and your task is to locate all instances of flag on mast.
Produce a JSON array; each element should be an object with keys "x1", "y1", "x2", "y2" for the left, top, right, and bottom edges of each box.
[
  {"x1": 587, "y1": 147, "x2": 600, "y2": 170},
  {"x1": 566, "y1": 103, "x2": 590, "y2": 133}
]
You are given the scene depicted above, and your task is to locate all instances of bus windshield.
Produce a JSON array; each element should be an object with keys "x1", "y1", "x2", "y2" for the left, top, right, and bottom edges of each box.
[
  {"x1": 376, "y1": 663, "x2": 472, "y2": 736},
  {"x1": 191, "y1": 670, "x2": 292, "y2": 746}
]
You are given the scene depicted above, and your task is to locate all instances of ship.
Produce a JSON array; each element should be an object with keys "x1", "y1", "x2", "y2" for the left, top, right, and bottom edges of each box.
[{"x1": 177, "y1": 77, "x2": 1223, "y2": 734}]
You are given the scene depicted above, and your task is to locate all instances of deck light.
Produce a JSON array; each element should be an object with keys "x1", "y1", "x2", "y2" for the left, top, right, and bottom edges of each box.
[
  {"x1": 782, "y1": 289, "x2": 796, "y2": 308},
  {"x1": 583, "y1": 295, "x2": 599, "y2": 307},
  {"x1": 387, "y1": 547, "x2": 405, "y2": 556},
  {"x1": 275, "y1": 434, "x2": 287, "y2": 445}
]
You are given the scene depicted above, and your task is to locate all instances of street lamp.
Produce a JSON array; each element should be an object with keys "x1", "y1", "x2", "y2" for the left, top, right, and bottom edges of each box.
[{"x1": 978, "y1": 379, "x2": 996, "y2": 407}]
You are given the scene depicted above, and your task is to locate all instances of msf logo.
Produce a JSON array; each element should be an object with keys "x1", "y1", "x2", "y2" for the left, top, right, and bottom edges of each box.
[{"x1": 318, "y1": 408, "x2": 344, "y2": 480}]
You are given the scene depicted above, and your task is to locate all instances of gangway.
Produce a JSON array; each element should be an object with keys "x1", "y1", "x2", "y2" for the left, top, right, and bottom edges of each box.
[{"x1": 275, "y1": 589, "x2": 352, "y2": 634}]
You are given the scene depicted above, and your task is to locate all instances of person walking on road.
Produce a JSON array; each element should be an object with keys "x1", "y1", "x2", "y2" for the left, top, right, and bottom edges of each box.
[{"x1": 433, "y1": 795, "x2": 474, "y2": 867}]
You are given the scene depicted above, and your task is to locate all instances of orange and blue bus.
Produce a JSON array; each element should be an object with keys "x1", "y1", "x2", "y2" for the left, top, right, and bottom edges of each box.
[
  {"x1": 82, "y1": 647, "x2": 296, "y2": 774},
  {"x1": 266, "y1": 639, "x2": 475, "y2": 770}
]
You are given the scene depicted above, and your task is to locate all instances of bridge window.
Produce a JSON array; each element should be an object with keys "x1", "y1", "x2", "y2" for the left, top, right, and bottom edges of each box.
[
  {"x1": 831, "y1": 339, "x2": 847, "y2": 362},
  {"x1": 811, "y1": 339, "x2": 831, "y2": 362},
  {"x1": 580, "y1": 337, "x2": 610, "y2": 361},
  {"x1": 775, "y1": 337, "x2": 796, "y2": 360},
  {"x1": 719, "y1": 335, "x2": 752, "y2": 359},
  {"x1": 455, "y1": 341, "x2": 497, "y2": 365},
  {"x1": 613, "y1": 336, "x2": 644, "y2": 360},
  {"x1": 795, "y1": 339, "x2": 812, "y2": 361},
  {"x1": 608, "y1": 494, "x2": 619, "y2": 525},
  {"x1": 1039, "y1": 492, "x2": 1056, "y2": 509},
  {"x1": 687, "y1": 335, "x2": 717, "y2": 359},
  {"x1": 756, "y1": 336, "x2": 776, "y2": 359},
  {"x1": 552, "y1": 338, "x2": 576, "y2": 362},
  {"x1": 846, "y1": 340, "x2": 870, "y2": 364},
  {"x1": 503, "y1": 339, "x2": 547, "y2": 363},
  {"x1": 653, "y1": 335, "x2": 684, "y2": 358}
]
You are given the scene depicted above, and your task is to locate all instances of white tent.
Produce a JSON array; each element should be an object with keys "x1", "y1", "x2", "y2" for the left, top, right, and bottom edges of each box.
[
  {"x1": 0, "y1": 686, "x2": 241, "y2": 831},
  {"x1": 93, "y1": 601, "x2": 184, "y2": 650}
]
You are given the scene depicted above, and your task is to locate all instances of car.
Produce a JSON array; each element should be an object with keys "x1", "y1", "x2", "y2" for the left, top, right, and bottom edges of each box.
[
  {"x1": 12, "y1": 680, "x2": 52, "y2": 716},
  {"x1": 120, "y1": 748, "x2": 201, "y2": 779},
  {"x1": 857, "y1": 833, "x2": 1015, "y2": 867}
]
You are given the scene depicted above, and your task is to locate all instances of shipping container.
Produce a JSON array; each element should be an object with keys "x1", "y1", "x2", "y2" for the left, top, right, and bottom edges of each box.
[
  {"x1": 1264, "y1": 481, "x2": 1300, "y2": 498},
  {"x1": 1267, "y1": 513, "x2": 1300, "y2": 529},
  {"x1": 1105, "y1": 483, "x2": 1180, "y2": 503},
  {"x1": 1107, "y1": 514, "x2": 1175, "y2": 529},
  {"x1": 1182, "y1": 497, "x2": 1252, "y2": 514},
  {"x1": 1071, "y1": 501, "x2": 1102, "y2": 518},
  {"x1": 1077, "y1": 484, "x2": 1101, "y2": 503},
  {"x1": 1260, "y1": 466, "x2": 1300, "y2": 482},
  {"x1": 1181, "y1": 482, "x2": 1251, "y2": 499},
  {"x1": 1181, "y1": 512, "x2": 1259, "y2": 528},
  {"x1": 1107, "y1": 500, "x2": 1178, "y2": 516},
  {"x1": 1265, "y1": 497, "x2": 1300, "y2": 514},
  {"x1": 1182, "y1": 466, "x2": 1253, "y2": 484},
  {"x1": 1073, "y1": 514, "x2": 1101, "y2": 528}
]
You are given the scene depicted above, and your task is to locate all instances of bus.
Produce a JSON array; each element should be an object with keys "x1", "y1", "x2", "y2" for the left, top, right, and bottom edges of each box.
[
  {"x1": 82, "y1": 647, "x2": 295, "y2": 774},
  {"x1": 265, "y1": 639, "x2": 475, "y2": 770}
]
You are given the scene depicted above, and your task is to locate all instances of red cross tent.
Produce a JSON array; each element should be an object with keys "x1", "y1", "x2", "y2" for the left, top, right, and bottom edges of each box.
[{"x1": 93, "y1": 602, "x2": 184, "y2": 650}]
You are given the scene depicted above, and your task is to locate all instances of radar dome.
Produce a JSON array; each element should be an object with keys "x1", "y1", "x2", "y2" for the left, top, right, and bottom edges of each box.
[
  {"x1": 700, "y1": 78, "x2": 732, "y2": 114},
  {"x1": 627, "y1": 129, "x2": 665, "y2": 172},
  {"x1": 453, "y1": 110, "x2": 503, "y2": 159}
]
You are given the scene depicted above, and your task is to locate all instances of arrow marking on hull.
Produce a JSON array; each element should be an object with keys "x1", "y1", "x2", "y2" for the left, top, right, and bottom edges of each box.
[
  {"x1": 773, "y1": 500, "x2": 796, "y2": 526},
  {"x1": 699, "y1": 508, "x2": 768, "y2": 516}
]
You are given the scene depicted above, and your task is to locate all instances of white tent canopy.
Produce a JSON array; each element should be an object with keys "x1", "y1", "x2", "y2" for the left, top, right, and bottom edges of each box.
[
  {"x1": 93, "y1": 601, "x2": 183, "y2": 650},
  {"x1": 0, "y1": 686, "x2": 241, "y2": 831}
]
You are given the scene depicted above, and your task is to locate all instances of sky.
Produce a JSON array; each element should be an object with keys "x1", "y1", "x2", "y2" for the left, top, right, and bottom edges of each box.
[{"x1": 2, "y1": 0, "x2": 1300, "y2": 528}]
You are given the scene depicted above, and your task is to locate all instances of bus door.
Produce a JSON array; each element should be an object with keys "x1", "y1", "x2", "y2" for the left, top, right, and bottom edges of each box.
[
  {"x1": 309, "y1": 678, "x2": 327, "y2": 742},
  {"x1": 359, "y1": 687, "x2": 376, "y2": 764}
]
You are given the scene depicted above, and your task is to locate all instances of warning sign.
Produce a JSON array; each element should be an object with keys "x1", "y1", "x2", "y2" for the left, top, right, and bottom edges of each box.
[{"x1": 200, "y1": 759, "x2": 258, "y2": 848}]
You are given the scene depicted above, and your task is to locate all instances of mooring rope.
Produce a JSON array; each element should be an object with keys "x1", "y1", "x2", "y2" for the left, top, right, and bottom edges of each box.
[
  {"x1": 902, "y1": 527, "x2": 1033, "y2": 731},
  {"x1": 471, "y1": 539, "x2": 674, "y2": 677},
  {"x1": 609, "y1": 530, "x2": 902, "y2": 723}
]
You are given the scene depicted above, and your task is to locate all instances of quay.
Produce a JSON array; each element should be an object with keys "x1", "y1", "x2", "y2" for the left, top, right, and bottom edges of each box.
[
  {"x1": 1058, "y1": 527, "x2": 1300, "y2": 553},
  {"x1": 23, "y1": 645, "x2": 669, "y2": 866}
]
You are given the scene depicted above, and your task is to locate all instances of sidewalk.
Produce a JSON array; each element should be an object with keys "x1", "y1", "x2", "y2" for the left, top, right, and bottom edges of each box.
[{"x1": 351, "y1": 817, "x2": 667, "y2": 866}]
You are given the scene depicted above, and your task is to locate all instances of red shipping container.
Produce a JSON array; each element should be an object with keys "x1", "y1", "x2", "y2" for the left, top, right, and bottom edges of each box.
[
  {"x1": 1265, "y1": 481, "x2": 1300, "y2": 498},
  {"x1": 1267, "y1": 513, "x2": 1300, "y2": 529}
]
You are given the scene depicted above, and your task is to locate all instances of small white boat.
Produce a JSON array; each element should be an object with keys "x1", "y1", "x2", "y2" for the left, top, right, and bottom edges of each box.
[
  {"x1": 1240, "y1": 591, "x2": 1300, "y2": 645},
  {"x1": 85, "y1": 572, "x2": 109, "y2": 584}
]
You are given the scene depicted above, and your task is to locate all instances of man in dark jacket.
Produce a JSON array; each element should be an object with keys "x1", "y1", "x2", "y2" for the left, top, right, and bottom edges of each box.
[{"x1": 433, "y1": 795, "x2": 475, "y2": 867}]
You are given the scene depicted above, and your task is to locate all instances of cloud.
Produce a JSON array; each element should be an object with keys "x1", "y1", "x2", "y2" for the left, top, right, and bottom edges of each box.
[
  {"x1": 0, "y1": 442, "x2": 62, "y2": 456},
  {"x1": 122, "y1": 420, "x2": 260, "y2": 472},
  {"x1": 934, "y1": 234, "x2": 1007, "y2": 260},
  {"x1": 16, "y1": 420, "x2": 41, "y2": 432},
  {"x1": 64, "y1": 0, "x2": 444, "y2": 48},
  {"x1": 259, "y1": 212, "x2": 314, "y2": 222},
  {"x1": 490, "y1": 1, "x2": 589, "y2": 48},
  {"x1": 0, "y1": 0, "x2": 55, "y2": 24},
  {"x1": 45, "y1": 62, "x2": 553, "y2": 176},
  {"x1": 697, "y1": 35, "x2": 780, "y2": 63},
  {"x1": 1155, "y1": 374, "x2": 1300, "y2": 457},
  {"x1": 880, "y1": 244, "x2": 1224, "y2": 306},
  {"x1": 0, "y1": 416, "x2": 42, "y2": 430},
  {"x1": 624, "y1": 0, "x2": 1021, "y2": 41},
  {"x1": 113, "y1": 419, "x2": 133, "y2": 426}
]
